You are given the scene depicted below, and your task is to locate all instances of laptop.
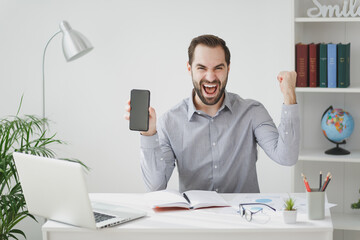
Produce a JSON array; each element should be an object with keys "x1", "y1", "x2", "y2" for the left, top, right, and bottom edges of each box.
[{"x1": 13, "y1": 152, "x2": 146, "y2": 229}]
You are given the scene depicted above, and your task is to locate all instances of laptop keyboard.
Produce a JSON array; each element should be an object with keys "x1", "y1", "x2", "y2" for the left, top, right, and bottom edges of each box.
[{"x1": 93, "y1": 212, "x2": 116, "y2": 223}]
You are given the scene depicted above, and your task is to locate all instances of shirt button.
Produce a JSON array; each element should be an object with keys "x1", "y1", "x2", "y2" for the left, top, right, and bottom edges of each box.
[
  {"x1": 211, "y1": 119, "x2": 214, "y2": 122},
  {"x1": 215, "y1": 188, "x2": 218, "y2": 192},
  {"x1": 214, "y1": 165, "x2": 217, "y2": 169},
  {"x1": 285, "y1": 132, "x2": 288, "y2": 135},
  {"x1": 212, "y1": 142, "x2": 216, "y2": 146},
  {"x1": 284, "y1": 111, "x2": 288, "y2": 114},
  {"x1": 160, "y1": 158, "x2": 164, "y2": 161}
]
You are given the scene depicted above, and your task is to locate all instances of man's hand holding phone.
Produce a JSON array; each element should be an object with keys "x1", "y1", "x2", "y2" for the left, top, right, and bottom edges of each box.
[
  {"x1": 124, "y1": 89, "x2": 157, "y2": 136},
  {"x1": 139, "y1": 106, "x2": 157, "y2": 136}
]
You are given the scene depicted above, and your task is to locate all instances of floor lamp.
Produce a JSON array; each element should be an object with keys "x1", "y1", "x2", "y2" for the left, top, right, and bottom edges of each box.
[{"x1": 42, "y1": 20, "x2": 93, "y2": 129}]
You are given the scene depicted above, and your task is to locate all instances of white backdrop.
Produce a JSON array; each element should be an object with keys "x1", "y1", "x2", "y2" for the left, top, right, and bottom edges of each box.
[{"x1": 0, "y1": 0, "x2": 293, "y2": 238}]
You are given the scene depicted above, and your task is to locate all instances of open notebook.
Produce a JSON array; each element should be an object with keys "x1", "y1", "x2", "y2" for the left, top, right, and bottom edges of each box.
[{"x1": 145, "y1": 189, "x2": 229, "y2": 210}]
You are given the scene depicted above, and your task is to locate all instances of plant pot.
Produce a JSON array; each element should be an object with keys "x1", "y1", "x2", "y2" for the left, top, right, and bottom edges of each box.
[{"x1": 283, "y1": 210, "x2": 297, "y2": 224}]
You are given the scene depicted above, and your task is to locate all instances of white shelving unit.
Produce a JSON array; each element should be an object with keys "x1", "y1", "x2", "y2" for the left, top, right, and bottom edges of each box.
[
  {"x1": 293, "y1": 1, "x2": 360, "y2": 239},
  {"x1": 299, "y1": 149, "x2": 360, "y2": 163},
  {"x1": 331, "y1": 213, "x2": 360, "y2": 231},
  {"x1": 296, "y1": 17, "x2": 360, "y2": 23},
  {"x1": 296, "y1": 82, "x2": 360, "y2": 93}
]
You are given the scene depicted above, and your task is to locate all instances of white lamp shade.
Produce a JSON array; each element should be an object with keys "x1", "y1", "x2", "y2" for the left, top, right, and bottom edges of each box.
[{"x1": 59, "y1": 21, "x2": 93, "y2": 62}]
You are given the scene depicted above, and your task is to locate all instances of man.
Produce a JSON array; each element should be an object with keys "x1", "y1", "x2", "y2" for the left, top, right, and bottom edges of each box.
[{"x1": 125, "y1": 34, "x2": 299, "y2": 193}]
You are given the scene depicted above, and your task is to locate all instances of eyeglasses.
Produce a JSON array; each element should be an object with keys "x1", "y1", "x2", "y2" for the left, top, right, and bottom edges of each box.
[{"x1": 238, "y1": 203, "x2": 276, "y2": 222}]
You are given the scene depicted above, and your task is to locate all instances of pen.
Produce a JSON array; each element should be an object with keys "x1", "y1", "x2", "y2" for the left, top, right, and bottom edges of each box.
[{"x1": 319, "y1": 171, "x2": 322, "y2": 191}]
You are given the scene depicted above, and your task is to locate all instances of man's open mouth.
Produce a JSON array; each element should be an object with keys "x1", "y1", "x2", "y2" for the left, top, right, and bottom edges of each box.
[{"x1": 203, "y1": 84, "x2": 218, "y2": 96}]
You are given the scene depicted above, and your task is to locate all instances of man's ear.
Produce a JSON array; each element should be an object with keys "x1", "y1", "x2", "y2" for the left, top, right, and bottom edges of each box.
[
  {"x1": 227, "y1": 63, "x2": 230, "y2": 73},
  {"x1": 187, "y1": 61, "x2": 191, "y2": 73}
]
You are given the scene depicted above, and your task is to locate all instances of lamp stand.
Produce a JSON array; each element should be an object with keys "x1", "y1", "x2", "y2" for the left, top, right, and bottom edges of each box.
[{"x1": 42, "y1": 30, "x2": 61, "y2": 130}]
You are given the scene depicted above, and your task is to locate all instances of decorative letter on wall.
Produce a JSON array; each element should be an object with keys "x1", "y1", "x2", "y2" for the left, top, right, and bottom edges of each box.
[{"x1": 307, "y1": 0, "x2": 360, "y2": 17}]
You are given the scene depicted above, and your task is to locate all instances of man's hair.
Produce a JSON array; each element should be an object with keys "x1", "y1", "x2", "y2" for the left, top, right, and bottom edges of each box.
[{"x1": 188, "y1": 34, "x2": 231, "y2": 66}]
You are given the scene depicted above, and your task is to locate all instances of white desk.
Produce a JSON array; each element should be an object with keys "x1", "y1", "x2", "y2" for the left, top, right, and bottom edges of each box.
[{"x1": 42, "y1": 193, "x2": 333, "y2": 240}]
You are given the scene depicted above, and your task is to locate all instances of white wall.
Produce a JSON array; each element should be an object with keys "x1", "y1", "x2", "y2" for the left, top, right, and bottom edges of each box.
[{"x1": 0, "y1": 0, "x2": 293, "y2": 239}]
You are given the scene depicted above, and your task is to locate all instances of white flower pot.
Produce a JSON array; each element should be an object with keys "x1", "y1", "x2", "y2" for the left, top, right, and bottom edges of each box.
[{"x1": 283, "y1": 210, "x2": 297, "y2": 224}]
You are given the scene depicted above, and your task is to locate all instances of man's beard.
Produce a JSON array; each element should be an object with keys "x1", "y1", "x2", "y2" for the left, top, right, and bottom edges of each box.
[{"x1": 192, "y1": 75, "x2": 228, "y2": 106}]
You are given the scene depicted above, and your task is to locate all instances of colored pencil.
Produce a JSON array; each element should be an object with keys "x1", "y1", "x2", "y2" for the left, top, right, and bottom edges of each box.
[
  {"x1": 321, "y1": 172, "x2": 331, "y2": 191},
  {"x1": 301, "y1": 173, "x2": 311, "y2": 192},
  {"x1": 322, "y1": 175, "x2": 332, "y2": 191}
]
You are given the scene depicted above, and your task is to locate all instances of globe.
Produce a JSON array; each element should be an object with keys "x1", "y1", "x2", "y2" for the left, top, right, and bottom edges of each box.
[{"x1": 321, "y1": 106, "x2": 354, "y2": 155}]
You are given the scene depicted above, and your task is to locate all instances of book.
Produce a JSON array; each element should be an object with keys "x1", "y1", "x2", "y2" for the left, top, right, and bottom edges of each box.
[
  {"x1": 295, "y1": 43, "x2": 309, "y2": 87},
  {"x1": 345, "y1": 43, "x2": 351, "y2": 87},
  {"x1": 327, "y1": 43, "x2": 337, "y2": 88},
  {"x1": 319, "y1": 43, "x2": 328, "y2": 88},
  {"x1": 309, "y1": 43, "x2": 319, "y2": 87},
  {"x1": 145, "y1": 189, "x2": 230, "y2": 210},
  {"x1": 337, "y1": 43, "x2": 350, "y2": 88}
]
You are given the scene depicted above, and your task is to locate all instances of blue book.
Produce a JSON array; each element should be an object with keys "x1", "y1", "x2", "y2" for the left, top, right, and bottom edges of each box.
[{"x1": 327, "y1": 44, "x2": 337, "y2": 88}]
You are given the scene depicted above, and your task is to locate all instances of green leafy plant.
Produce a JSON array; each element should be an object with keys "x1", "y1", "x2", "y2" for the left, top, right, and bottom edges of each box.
[
  {"x1": 351, "y1": 200, "x2": 360, "y2": 209},
  {"x1": 351, "y1": 189, "x2": 360, "y2": 209},
  {"x1": 284, "y1": 196, "x2": 296, "y2": 211},
  {"x1": 0, "y1": 97, "x2": 88, "y2": 240}
]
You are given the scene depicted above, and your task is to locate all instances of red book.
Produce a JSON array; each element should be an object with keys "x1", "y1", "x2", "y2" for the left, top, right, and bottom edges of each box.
[
  {"x1": 309, "y1": 43, "x2": 319, "y2": 87},
  {"x1": 296, "y1": 43, "x2": 309, "y2": 87}
]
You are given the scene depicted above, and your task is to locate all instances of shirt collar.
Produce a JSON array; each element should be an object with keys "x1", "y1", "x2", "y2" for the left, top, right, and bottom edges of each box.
[
  {"x1": 222, "y1": 90, "x2": 233, "y2": 113},
  {"x1": 187, "y1": 89, "x2": 233, "y2": 121}
]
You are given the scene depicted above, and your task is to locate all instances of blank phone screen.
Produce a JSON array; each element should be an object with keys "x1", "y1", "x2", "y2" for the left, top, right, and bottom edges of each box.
[{"x1": 130, "y1": 89, "x2": 150, "y2": 131}]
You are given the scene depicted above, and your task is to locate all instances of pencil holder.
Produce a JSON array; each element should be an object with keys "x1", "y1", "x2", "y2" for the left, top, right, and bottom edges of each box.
[{"x1": 307, "y1": 190, "x2": 325, "y2": 220}]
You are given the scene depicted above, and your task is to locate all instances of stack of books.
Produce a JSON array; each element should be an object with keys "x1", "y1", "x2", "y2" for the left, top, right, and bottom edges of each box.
[{"x1": 295, "y1": 43, "x2": 350, "y2": 88}]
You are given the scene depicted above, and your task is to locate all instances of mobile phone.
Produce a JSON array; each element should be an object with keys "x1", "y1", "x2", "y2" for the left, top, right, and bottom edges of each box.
[{"x1": 129, "y1": 89, "x2": 150, "y2": 131}]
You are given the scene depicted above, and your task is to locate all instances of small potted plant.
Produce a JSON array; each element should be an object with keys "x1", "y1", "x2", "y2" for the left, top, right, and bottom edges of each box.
[{"x1": 283, "y1": 196, "x2": 297, "y2": 224}]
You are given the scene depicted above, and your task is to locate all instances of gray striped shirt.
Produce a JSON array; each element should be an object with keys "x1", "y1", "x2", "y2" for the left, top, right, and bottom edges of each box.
[{"x1": 140, "y1": 90, "x2": 300, "y2": 193}]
